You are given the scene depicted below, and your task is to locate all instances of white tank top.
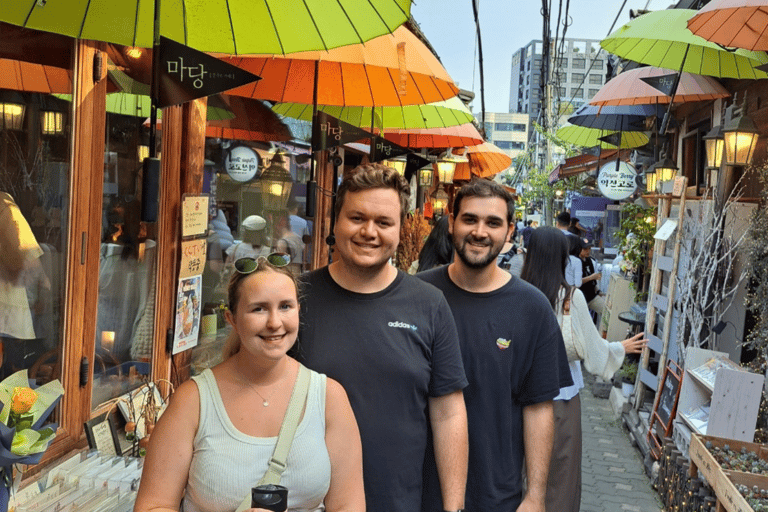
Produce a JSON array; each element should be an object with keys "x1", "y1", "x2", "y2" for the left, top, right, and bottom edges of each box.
[{"x1": 183, "y1": 368, "x2": 331, "y2": 512}]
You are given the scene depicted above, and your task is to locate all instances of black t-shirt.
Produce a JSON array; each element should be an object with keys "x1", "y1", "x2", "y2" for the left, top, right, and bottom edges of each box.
[
  {"x1": 296, "y1": 267, "x2": 467, "y2": 512},
  {"x1": 418, "y1": 266, "x2": 572, "y2": 512},
  {"x1": 580, "y1": 256, "x2": 599, "y2": 303}
]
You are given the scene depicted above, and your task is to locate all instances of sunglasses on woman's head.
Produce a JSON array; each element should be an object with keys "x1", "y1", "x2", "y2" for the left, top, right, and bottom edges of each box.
[{"x1": 234, "y1": 253, "x2": 291, "y2": 274}]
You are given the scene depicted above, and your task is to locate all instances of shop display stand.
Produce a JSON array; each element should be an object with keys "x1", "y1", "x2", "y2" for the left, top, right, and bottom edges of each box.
[{"x1": 676, "y1": 347, "x2": 764, "y2": 455}]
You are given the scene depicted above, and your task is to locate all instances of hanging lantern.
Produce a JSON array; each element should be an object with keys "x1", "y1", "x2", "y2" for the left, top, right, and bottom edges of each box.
[
  {"x1": 430, "y1": 186, "x2": 450, "y2": 217},
  {"x1": 419, "y1": 166, "x2": 434, "y2": 187},
  {"x1": 0, "y1": 100, "x2": 25, "y2": 131},
  {"x1": 383, "y1": 159, "x2": 406, "y2": 174},
  {"x1": 723, "y1": 110, "x2": 759, "y2": 167},
  {"x1": 703, "y1": 123, "x2": 724, "y2": 170},
  {"x1": 258, "y1": 152, "x2": 293, "y2": 211}
]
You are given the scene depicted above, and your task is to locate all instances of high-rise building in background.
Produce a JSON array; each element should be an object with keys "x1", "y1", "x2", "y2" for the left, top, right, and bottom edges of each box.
[{"x1": 509, "y1": 37, "x2": 610, "y2": 179}]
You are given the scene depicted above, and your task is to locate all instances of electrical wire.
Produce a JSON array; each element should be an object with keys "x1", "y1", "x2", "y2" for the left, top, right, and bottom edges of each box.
[{"x1": 471, "y1": 0, "x2": 486, "y2": 136}]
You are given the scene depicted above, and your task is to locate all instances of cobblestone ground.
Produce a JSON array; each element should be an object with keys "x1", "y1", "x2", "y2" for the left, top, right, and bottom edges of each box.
[{"x1": 580, "y1": 387, "x2": 665, "y2": 512}]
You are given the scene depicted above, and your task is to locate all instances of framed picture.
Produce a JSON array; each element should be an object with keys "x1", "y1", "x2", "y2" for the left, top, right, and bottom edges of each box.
[
  {"x1": 84, "y1": 413, "x2": 122, "y2": 456},
  {"x1": 116, "y1": 383, "x2": 167, "y2": 439}
]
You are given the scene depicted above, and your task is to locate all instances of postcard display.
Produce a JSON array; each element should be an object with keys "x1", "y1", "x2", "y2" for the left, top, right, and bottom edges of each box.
[
  {"x1": 10, "y1": 450, "x2": 142, "y2": 511},
  {"x1": 673, "y1": 346, "x2": 765, "y2": 456}
]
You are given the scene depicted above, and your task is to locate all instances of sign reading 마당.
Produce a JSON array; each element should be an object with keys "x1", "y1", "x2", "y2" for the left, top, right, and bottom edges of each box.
[
  {"x1": 225, "y1": 146, "x2": 260, "y2": 182},
  {"x1": 597, "y1": 160, "x2": 637, "y2": 200}
]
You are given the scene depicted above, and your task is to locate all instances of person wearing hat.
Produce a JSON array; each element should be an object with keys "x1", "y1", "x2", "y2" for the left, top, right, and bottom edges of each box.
[
  {"x1": 225, "y1": 215, "x2": 271, "y2": 263},
  {"x1": 577, "y1": 238, "x2": 605, "y2": 320}
]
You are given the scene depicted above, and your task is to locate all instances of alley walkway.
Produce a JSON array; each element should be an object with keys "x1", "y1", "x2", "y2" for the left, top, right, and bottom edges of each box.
[{"x1": 580, "y1": 384, "x2": 665, "y2": 512}]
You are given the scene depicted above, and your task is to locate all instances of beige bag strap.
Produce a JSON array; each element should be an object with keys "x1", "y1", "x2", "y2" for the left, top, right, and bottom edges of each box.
[
  {"x1": 258, "y1": 363, "x2": 311, "y2": 485},
  {"x1": 235, "y1": 364, "x2": 311, "y2": 512}
]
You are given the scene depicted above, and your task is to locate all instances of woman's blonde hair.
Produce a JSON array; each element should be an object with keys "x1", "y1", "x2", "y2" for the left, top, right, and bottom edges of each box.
[{"x1": 221, "y1": 257, "x2": 301, "y2": 360}]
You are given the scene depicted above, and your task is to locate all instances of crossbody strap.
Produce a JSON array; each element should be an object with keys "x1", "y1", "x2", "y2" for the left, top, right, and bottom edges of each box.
[{"x1": 257, "y1": 363, "x2": 311, "y2": 486}]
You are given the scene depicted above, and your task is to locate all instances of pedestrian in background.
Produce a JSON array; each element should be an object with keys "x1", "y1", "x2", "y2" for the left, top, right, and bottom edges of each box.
[
  {"x1": 414, "y1": 215, "x2": 453, "y2": 273},
  {"x1": 521, "y1": 226, "x2": 646, "y2": 512}
]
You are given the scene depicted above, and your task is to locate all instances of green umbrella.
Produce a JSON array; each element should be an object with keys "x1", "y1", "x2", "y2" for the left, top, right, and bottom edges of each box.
[
  {"x1": 600, "y1": 9, "x2": 768, "y2": 79},
  {"x1": 556, "y1": 125, "x2": 649, "y2": 149},
  {"x1": 273, "y1": 97, "x2": 474, "y2": 130},
  {"x1": 2, "y1": 0, "x2": 412, "y2": 54}
]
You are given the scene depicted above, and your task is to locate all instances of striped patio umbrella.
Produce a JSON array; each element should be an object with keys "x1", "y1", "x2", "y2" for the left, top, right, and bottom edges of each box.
[
  {"x1": 556, "y1": 125, "x2": 649, "y2": 149},
  {"x1": 688, "y1": 0, "x2": 768, "y2": 51},
  {"x1": 589, "y1": 67, "x2": 730, "y2": 107}
]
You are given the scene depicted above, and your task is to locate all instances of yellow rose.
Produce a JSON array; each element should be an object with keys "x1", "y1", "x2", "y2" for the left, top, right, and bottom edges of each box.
[{"x1": 11, "y1": 387, "x2": 37, "y2": 415}]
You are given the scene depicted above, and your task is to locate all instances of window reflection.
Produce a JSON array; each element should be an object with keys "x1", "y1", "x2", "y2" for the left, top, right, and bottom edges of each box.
[
  {"x1": 92, "y1": 112, "x2": 156, "y2": 408},
  {"x1": 190, "y1": 140, "x2": 311, "y2": 374},
  {"x1": 0, "y1": 90, "x2": 70, "y2": 386}
]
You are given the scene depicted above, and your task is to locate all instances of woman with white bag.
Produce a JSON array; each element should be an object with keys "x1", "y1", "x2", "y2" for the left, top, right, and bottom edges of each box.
[{"x1": 520, "y1": 227, "x2": 646, "y2": 512}]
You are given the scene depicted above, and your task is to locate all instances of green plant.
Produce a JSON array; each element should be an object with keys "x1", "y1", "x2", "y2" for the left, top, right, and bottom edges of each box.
[
  {"x1": 614, "y1": 204, "x2": 656, "y2": 293},
  {"x1": 616, "y1": 361, "x2": 638, "y2": 383}
]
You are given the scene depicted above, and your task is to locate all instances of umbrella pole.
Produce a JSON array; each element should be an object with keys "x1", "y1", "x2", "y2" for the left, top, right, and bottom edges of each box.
[
  {"x1": 660, "y1": 44, "x2": 690, "y2": 135},
  {"x1": 149, "y1": 0, "x2": 162, "y2": 159},
  {"x1": 306, "y1": 60, "x2": 320, "y2": 218}
]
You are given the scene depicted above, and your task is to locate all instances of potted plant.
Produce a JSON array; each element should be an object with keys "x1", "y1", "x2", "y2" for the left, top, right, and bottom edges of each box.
[
  {"x1": 614, "y1": 204, "x2": 656, "y2": 300},
  {"x1": 615, "y1": 361, "x2": 638, "y2": 397}
]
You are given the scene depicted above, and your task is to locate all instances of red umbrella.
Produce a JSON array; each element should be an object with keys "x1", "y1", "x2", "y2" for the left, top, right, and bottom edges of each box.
[
  {"x1": 207, "y1": 96, "x2": 292, "y2": 142},
  {"x1": 688, "y1": 0, "x2": 768, "y2": 51},
  {"x1": 453, "y1": 142, "x2": 513, "y2": 180},
  {"x1": 383, "y1": 123, "x2": 484, "y2": 148},
  {"x1": 589, "y1": 66, "x2": 730, "y2": 106}
]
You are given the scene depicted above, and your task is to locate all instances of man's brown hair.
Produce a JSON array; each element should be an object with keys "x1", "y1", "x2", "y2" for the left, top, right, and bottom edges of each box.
[{"x1": 335, "y1": 163, "x2": 410, "y2": 222}]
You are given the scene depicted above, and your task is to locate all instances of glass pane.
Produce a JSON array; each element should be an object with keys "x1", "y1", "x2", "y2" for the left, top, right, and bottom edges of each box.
[
  {"x1": 190, "y1": 139, "x2": 309, "y2": 375},
  {"x1": 92, "y1": 111, "x2": 156, "y2": 408},
  {"x1": 0, "y1": 88, "x2": 70, "y2": 389}
]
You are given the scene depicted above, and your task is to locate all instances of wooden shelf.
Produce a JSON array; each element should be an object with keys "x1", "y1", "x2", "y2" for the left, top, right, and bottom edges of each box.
[
  {"x1": 686, "y1": 368, "x2": 714, "y2": 392},
  {"x1": 678, "y1": 410, "x2": 706, "y2": 435}
]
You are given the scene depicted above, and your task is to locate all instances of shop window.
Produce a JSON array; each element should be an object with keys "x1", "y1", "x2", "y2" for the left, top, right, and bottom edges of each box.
[
  {"x1": 190, "y1": 140, "x2": 311, "y2": 375},
  {"x1": 0, "y1": 89, "x2": 71, "y2": 395},
  {"x1": 92, "y1": 112, "x2": 158, "y2": 408}
]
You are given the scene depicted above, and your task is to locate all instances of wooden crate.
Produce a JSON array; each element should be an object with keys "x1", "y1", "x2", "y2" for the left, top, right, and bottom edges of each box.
[{"x1": 689, "y1": 434, "x2": 768, "y2": 512}]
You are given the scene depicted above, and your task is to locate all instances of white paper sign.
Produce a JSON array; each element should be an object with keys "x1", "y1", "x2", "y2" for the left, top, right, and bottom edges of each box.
[{"x1": 654, "y1": 219, "x2": 678, "y2": 241}]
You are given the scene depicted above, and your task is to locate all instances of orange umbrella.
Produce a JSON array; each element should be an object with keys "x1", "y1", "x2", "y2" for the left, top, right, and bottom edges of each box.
[
  {"x1": 206, "y1": 96, "x2": 292, "y2": 142},
  {"x1": 589, "y1": 66, "x2": 730, "y2": 106},
  {"x1": 0, "y1": 59, "x2": 73, "y2": 94},
  {"x1": 688, "y1": 0, "x2": 768, "y2": 51},
  {"x1": 222, "y1": 26, "x2": 458, "y2": 107},
  {"x1": 453, "y1": 142, "x2": 513, "y2": 180},
  {"x1": 384, "y1": 123, "x2": 484, "y2": 148}
]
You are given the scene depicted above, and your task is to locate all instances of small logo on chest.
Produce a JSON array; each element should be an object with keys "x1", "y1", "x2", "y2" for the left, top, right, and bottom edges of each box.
[
  {"x1": 388, "y1": 321, "x2": 418, "y2": 331},
  {"x1": 496, "y1": 338, "x2": 511, "y2": 350}
]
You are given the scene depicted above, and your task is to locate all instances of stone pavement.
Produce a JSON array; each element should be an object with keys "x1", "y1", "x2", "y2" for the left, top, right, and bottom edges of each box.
[{"x1": 580, "y1": 385, "x2": 665, "y2": 512}]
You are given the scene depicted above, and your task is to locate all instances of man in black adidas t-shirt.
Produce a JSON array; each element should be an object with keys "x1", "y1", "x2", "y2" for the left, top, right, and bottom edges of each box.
[
  {"x1": 297, "y1": 164, "x2": 468, "y2": 512},
  {"x1": 419, "y1": 179, "x2": 573, "y2": 512}
]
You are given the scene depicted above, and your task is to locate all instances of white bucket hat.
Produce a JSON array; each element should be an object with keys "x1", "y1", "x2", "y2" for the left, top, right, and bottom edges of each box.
[{"x1": 242, "y1": 215, "x2": 267, "y2": 231}]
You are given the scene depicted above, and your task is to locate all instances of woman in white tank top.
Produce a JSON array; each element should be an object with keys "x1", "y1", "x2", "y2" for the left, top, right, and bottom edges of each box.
[{"x1": 135, "y1": 257, "x2": 365, "y2": 512}]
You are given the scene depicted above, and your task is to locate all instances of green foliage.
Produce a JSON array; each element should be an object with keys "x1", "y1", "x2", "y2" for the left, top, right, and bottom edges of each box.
[
  {"x1": 614, "y1": 204, "x2": 656, "y2": 285},
  {"x1": 745, "y1": 163, "x2": 768, "y2": 359},
  {"x1": 616, "y1": 361, "x2": 638, "y2": 383}
]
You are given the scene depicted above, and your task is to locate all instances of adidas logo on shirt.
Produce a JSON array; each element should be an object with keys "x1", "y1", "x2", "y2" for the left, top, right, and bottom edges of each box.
[{"x1": 388, "y1": 321, "x2": 418, "y2": 331}]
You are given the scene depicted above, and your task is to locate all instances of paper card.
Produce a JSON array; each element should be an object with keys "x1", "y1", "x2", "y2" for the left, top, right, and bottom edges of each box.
[
  {"x1": 181, "y1": 195, "x2": 209, "y2": 238},
  {"x1": 654, "y1": 219, "x2": 677, "y2": 241},
  {"x1": 179, "y1": 239, "x2": 207, "y2": 279},
  {"x1": 173, "y1": 274, "x2": 203, "y2": 354}
]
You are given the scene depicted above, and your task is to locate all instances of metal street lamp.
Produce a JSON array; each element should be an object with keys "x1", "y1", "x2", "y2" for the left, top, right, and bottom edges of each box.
[
  {"x1": 0, "y1": 95, "x2": 25, "y2": 131},
  {"x1": 436, "y1": 153, "x2": 468, "y2": 183},
  {"x1": 649, "y1": 156, "x2": 677, "y2": 190}
]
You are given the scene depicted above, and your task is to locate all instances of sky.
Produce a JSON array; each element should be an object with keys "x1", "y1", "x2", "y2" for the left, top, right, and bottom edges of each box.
[{"x1": 411, "y1": 0, "x2": 667, "y2": 113}]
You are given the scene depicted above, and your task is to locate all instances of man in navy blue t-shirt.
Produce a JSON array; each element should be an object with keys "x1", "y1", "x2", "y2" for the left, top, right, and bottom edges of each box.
[{"x1": 419, "y1": 179, "x2": 573, "y2": 512}]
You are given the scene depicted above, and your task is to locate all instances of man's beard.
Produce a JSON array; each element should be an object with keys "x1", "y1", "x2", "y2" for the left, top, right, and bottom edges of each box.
[{"x1": 453, "y1": 234, "x2": 505, "y2": 269}]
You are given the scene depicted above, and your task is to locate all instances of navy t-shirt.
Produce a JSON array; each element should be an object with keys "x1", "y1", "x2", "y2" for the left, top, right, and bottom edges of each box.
[
  {"x1": 296, "y1": 267, "x2": 468, "y2": 512},
  {"x1": 418, "y1": 266, "x2": 572, "y2": 511}
]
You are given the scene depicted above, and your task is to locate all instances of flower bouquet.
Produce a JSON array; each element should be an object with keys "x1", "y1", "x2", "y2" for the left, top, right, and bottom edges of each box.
[{"x1": 0, "y1": 370, "x2": 64, "y2": 512}]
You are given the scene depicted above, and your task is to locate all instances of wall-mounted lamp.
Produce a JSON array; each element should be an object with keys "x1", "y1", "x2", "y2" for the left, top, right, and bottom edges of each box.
[
  {"x1": 419, "y1": 166, "x2": 434, "y2": 187},
  {"x1": 383, "y1": 159, "x2": 406, "y2": 174},
  {"x1": 436, "y1": 152, "x2": 468, "y2": 183},
  {"x1": 723, "y1": 99, "x2": 759, "y2": 167},
  {"x1": 258, "y1": 151, "x2": 293, "y2": 211},
  {"x1": 649, "y1": 155, "x2": 677, "y2": 191},
  {"x1": 645, "y1": 168, "x2": 657, "y2": 194},
  {"x1": 703, "y1": 123, "x2": 724, "y2": 170}
]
